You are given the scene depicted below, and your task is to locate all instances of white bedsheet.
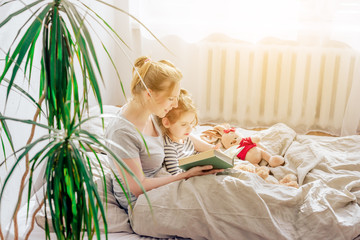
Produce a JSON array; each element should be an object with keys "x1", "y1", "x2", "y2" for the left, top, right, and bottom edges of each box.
[
  {"x1": 131, "y1": 123, "x2": 360, "y2": 240},
  {"x1": 8, "y1": 123, "x2": 360, "y2": 240}
]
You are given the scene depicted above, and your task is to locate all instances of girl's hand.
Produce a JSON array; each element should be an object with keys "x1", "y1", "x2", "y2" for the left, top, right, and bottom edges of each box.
[
  {"x1": 213, "y1": 142, "x2": 222, "y2": 150},
  {"x1": 182, "y1": 165, "x2": 224, "y2": 179}
]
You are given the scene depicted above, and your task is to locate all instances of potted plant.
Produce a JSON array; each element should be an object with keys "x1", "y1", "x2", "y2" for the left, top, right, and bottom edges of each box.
[{"x1": 0, "y1": 1, "x2": 157, "y2": 239}]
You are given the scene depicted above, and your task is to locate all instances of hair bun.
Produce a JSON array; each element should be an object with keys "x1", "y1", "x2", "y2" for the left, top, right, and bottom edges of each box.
[{"x1": 134, "y1": 56, "x2": 152, "y2": 68}]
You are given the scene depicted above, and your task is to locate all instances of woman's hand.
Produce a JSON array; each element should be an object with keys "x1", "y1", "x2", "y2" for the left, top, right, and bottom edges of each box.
[{"x1": 181, "y1": 165, "x2": 224, "y2": 179}]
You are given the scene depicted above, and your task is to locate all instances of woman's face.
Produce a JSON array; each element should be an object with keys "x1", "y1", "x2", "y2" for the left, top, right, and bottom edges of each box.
[{"x1": 151, "y1": 82, "x2": 181, "y2": 118}]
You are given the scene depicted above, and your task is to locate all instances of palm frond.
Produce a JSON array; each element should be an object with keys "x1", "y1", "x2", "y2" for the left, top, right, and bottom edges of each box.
[
  {"x1": 0, "y1": 0, "x2": 160, "y2": 239},
  {"x1": 0, "y1": 112, "x2": 16, "y2": 160},
  {"x1": 0, "y1": 0, "x2": 45, "y2": 28},
  {"x1": 1, "y1": 78, "x2": 45, "y2": 114},
  {"x1": 77, "y1": 130, "x2": 152, "y2": 206},
  {"x1": 0, "y1": 3, "x2": 52, "y2": 101},
  {"x1": 61, "y1": 2, "x2": 103, "y2": 104},
  {"x1": 79, "y1": 2, "x2": 131, "y2": 49},
  {"x1": 0, "y1": 134, "x2": 55, "y2": 201}
]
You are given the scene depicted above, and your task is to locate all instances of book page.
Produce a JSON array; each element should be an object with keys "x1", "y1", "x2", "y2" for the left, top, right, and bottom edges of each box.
[{"x1": 223, "y1": 145, "x2": 244, "y2": 159}]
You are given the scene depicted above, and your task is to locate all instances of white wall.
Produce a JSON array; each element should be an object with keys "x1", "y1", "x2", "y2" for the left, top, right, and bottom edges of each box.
[{"x1": 87, "y1": 0, "x2": 134, "y2": 107}]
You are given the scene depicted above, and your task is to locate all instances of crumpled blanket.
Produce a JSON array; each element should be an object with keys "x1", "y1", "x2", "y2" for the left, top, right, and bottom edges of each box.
[{"x1": 130, "y1": 123, "x2": 360, "y2": 240}]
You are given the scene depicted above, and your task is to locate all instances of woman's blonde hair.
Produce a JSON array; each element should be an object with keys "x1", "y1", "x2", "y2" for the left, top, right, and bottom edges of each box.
[
  {"x1": 131, "y1": 56, "x2": 183, "y2": 97},
  {"x1": 159, "y1": 89, "x2": 199, "y2": 135}
]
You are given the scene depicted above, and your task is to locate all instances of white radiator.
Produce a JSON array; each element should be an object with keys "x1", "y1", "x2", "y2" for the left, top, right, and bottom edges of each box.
[{"x1": 194, "y1": 42, "x2": 360, "y2": 134}]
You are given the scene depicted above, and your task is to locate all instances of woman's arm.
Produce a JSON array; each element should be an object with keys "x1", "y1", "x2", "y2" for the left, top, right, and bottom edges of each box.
[
  {"x1": 189, "y1": 133, "x2": 220, "y2": 152},
  {"x1": 114, "y1": 157, "x2": 223, "y2": 197}
]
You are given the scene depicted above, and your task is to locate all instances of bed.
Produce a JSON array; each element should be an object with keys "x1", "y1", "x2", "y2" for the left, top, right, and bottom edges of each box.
[{"x1": 8, "y1": 105, "x2": 360, "y2": 240}]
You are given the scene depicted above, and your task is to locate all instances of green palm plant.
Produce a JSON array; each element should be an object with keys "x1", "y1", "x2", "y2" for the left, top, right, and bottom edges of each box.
[{"x1": 0, "y1": 0, "x2": 160, "y2": 239}]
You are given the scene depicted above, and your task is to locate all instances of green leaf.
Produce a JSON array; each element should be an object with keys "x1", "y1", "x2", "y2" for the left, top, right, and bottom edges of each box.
[
  {"x1": 1, "y1": 77, "x2": 45, "y2": 114},
  {"x1": 61, "y1": 2, "x2": 103, "y2": 107},
  {"x1": 80, "y1": 2, "x2": 131, "y2": 50},
  {"x1": 0, "y1": 134, "x2": 54, "y2": 202},
  {"x1": 76, "y1": 129, "x2": 152, "y2": 210},
  {"x1": 0, "y1": 115, "x2": 57, "y2": 132},
  {"x1": 64, "y1": 2, "x2": 104, "y2": 81},
  {"x1": 0, "y1": 1, "x2": 159, "y2": 239},
  {"x1": 101, "y1": 42, "x2": 127, "y2": 101},
  {"x1": 0, "y1": 0, "x2": 45, "y2": 28},
  {"x1": 0, "y1": 137, "x2": 6, "y2": 166},
  {"x1": 1, "y1": 4, "x2": 52, "y2": 101},
  {"x1": 0, "y1": 111, "x2": 16, "y2": 157},
  {"x1": 69, "y1": 141, "x2": 103, "y2": 239}
]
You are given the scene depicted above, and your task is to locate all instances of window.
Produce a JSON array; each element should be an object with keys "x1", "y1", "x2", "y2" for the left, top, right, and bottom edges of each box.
[{"x1": 130, "y1": 0, "x2": 360, "y2": 49}]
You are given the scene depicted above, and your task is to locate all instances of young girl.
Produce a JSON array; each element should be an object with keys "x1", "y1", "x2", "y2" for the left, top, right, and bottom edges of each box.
[
  {"x1": 159, "y1": 89, "x2": 219, "y2": 175},
  {"x1": 105, "y1": 57, "x2": 223, "y2": 211}
]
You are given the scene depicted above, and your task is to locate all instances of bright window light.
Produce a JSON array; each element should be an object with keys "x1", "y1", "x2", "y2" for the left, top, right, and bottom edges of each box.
[{"x1": 131, "y1": 0, "x2": 360, "y2": 48}]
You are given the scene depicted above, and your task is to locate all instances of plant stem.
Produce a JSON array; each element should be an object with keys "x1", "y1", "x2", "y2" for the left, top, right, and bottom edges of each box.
[
  {"x1": 0, "y1": 221, "x2": 3, "y2": 240},
  {"x1": 13, "y1": 94, "x2": 45, "y2": 240},
  {"x1": 25, "y1": 198, "x2": 44, "y2": 240}
]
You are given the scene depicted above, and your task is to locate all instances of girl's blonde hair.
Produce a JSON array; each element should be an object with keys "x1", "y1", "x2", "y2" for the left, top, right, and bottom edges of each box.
[
  {"x1": 160, "y1": 89, "x2": 199, "y2": 135},
  {"x1": 131, "y1": 56, "x2": 183, "y2": 97}
]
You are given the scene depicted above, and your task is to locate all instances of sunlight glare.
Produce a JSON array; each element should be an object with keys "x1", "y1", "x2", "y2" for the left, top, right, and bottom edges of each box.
[{"x1": 137, "y1": 0, "x2": 299, "y2": 43}]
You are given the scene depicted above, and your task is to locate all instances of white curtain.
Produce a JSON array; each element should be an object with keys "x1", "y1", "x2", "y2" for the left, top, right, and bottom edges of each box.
[{"x1": 130, "y1": 0, "x2": 360, "y2": 136}]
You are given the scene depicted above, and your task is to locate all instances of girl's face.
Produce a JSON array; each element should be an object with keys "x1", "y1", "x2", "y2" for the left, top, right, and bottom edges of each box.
[
  {"x1": 166, "y1": 111, "x2": 196, "y2": 142},
  {"x1": 151, "y1": 82, "x2": 180, "y2": 118}
]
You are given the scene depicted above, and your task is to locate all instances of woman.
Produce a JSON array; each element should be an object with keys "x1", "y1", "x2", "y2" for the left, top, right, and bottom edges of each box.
[{"x1": 105, "y1": 56, "x2": 223, "y2": 211}]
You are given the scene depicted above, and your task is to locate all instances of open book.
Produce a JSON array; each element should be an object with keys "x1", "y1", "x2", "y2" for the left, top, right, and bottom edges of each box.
[{"x1": 178, "y1": 149, "x2": 238, "y2": 171}]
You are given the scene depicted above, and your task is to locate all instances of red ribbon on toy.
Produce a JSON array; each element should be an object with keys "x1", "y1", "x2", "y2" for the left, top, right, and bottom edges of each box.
[{"x1": 223, "y1": 127, "x2": 235, "y2": 133}]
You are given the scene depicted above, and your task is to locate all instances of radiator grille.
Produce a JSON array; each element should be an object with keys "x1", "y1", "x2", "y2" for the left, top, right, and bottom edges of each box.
[{"x1": 194, "y1": 43, "x2": 359, "y2": 134}]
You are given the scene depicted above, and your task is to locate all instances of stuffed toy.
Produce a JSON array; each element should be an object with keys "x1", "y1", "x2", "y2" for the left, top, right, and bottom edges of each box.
[
  {"x1": 201, "y1": 124, "x2": 299, "y2": 188},
  {"x1": 201, "y1": 124, "x2": 284, "y2": 167},
  {"x1": 233, "y1": 164, "x2": 270, "y2": 181},
  {"x1": 233, "y1": 163, "x2": 298, "y2": 187}
]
